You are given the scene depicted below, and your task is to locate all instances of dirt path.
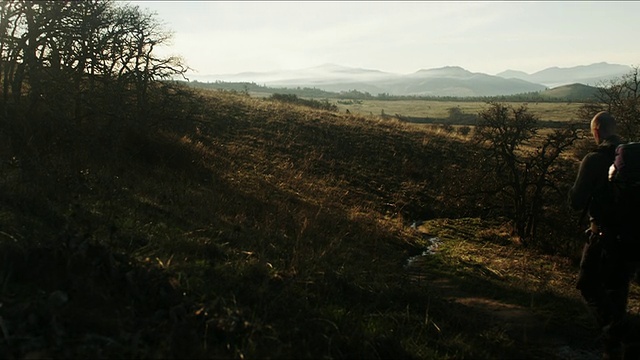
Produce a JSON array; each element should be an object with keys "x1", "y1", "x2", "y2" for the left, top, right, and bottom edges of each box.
[
  {"x1": 405, "y1": 227, "x2": 603, "y2": 360},
  {"x1": 428, "y1": 277, "x2": 600, "y2": 359}
]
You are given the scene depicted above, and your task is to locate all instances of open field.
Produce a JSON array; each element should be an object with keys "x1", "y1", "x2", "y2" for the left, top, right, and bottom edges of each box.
[
  {"x1": 247, "y1": 89, "x2": 588, "y2": 123},
  {"x1": 332, "y1": 99, "x2": 586, "y2": 123}
]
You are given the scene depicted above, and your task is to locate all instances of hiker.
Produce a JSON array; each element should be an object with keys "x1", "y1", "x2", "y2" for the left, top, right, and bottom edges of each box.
[{"x1": 569, "y1": 111, "x2": 640, "y2": 359}]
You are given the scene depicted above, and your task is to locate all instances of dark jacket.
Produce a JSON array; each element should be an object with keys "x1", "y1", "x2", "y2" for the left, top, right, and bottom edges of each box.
[{"x1": 569, "y1": 136, "x2": 623, "y2": 226}]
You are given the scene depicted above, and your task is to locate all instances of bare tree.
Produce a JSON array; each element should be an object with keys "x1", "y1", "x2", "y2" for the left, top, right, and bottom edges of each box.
[
  {"x1": 0, "y1": 0, "x2": 191, "y2": 175},
  {"x1": 578, "y1": 66, "x2": 640, "y2": 140},
  {"x1": 474, "y1": 102, "x2": 579, "y2": 243},
  {"x1": 0, "y1": 0, "x2": 188, "y2": 133}
]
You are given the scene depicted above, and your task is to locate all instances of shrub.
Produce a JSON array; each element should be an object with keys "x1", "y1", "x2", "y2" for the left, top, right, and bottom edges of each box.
[{"x1": 269, "y1": 94, "x2": 338, "y2": 112}]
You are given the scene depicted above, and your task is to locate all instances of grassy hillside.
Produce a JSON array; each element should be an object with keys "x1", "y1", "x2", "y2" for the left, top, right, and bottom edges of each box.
[
  {"x1": 0, "y1": 88, "x2": 627, "y2": 359},
  {"x1": 332, "y1": 99, "x2": 585, "y2": 123},
  {"x1": 538, "y1": 84, "x2": 600, "y2": 102}
]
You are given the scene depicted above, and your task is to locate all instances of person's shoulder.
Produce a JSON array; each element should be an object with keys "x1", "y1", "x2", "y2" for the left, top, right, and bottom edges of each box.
[
  {"x1": 600, "y1": 136, "x2": 624, "y2": 151},
  {"x1": 581, "y1": 151, "x2": 601, "y2": 162},
  {"x1": 581, "y1": 148, "x2": 611, "y2": 164}
]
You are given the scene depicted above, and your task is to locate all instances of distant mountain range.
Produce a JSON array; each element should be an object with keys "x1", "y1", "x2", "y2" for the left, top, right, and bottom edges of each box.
[
  {"x1": 496, "y1": 62, "x2": 633, "y2": 89},
  {"x1": 191, "y1": 62, "x2": 633, "y2": 98}
]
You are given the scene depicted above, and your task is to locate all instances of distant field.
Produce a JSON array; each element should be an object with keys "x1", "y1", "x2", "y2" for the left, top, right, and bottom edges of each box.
[
  {"x1": 332, "y1": 99, "x2": 586, "y2": 122},
  {"x1": 243, "y1": 88, "x2": 589, "y2": 123}
]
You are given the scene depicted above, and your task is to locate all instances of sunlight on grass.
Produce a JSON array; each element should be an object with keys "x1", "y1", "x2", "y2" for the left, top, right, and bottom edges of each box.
[
  {"x1": 0, "y1": 86, "x2": 608, "y2": 359},
  {"x1": 334, "y1": 99, "x2": 584, "y2": 122}
]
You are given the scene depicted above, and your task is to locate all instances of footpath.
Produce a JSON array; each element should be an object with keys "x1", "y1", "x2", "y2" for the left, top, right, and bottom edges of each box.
[{"x1": 405, "y1": 220, "x2": 604, "y2": 360}]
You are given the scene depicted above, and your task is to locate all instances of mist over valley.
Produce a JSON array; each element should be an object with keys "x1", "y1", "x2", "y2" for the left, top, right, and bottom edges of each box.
[{"x1": 191, "y1": 62, "x2": 633, "y2": 97}]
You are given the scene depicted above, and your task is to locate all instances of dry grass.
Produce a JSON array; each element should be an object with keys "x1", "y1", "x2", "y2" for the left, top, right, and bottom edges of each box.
[
  {"x1": 0, "y1": 87, "x2": 611, "y2": 359},
  {"x1": 333, "y1": 98, "x2": 586, "y2": 122}
]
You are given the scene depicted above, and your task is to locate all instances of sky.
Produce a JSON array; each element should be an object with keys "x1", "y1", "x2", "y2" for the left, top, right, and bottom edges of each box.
[{"x1": 128, "y1": 1, "x2": 640, "y2": 79}]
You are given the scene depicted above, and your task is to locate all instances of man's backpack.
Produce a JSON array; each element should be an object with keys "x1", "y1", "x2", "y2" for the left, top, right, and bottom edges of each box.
[{"x1": 608, "y1": 142, "x2": 640, "y2": 222}]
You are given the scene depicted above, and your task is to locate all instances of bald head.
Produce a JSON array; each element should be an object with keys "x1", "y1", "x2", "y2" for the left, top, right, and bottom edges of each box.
[{"x1": 591, "y1": 111, "x2": 617, "y2": 145}]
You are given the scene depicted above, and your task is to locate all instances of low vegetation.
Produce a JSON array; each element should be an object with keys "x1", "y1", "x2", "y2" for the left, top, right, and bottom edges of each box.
[
  {"x1": 2, "y1": 1, "x2": 640, "y2": 358},
  {"x1": 269, "y1": 93, "x2": 338, "y2": 111},
  {"x1": 0, "y1": 86, "x2": 622, "y2": 359}
]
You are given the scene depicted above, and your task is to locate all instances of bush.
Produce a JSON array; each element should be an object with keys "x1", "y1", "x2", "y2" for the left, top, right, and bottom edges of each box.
[
  {"x1": 269, "y1": 94, "x2": 338, "y2": 112},
  {"x1": 457, "y1": 126, "x2": 472, "y2": 136}
]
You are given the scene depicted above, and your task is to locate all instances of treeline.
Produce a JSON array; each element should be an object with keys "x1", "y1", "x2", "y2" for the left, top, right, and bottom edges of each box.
[
  {"x1": 185, "y1": 80, "x2": 338, "y2": 99},
  {"x1": 185, "y1": 80, "x2": 598, "y2": 103},
  {"x1": 269, "y1": 93, "x2": 338, "y2": 111},
  {"x1": 342, "y1": 90, "x2": 579, "y2": 103}
]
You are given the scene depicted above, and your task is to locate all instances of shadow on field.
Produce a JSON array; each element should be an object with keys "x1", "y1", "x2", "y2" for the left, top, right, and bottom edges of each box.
[{"x1": 405, "y1": 232, "x2": 602, "y2": 360}]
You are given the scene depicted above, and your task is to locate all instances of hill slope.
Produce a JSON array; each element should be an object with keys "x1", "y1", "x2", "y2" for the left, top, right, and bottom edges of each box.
[
  {"x1": 0, "y1": 88, "x2": 619, "y2": 359},
  {"x1": 538, "y1": 83, "x2": 601, "y2": 101}
]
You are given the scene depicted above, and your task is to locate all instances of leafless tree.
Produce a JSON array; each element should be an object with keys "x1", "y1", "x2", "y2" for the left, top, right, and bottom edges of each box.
[
  {"x1": 0, "y1": 0, "x2": 187, "y2": 126},
  {"x1": 577, "y1": 66, "x2": 640, "y2": 140},
  {"x1": 474, "y1": 102, "x2": 580, "y2": 243}
]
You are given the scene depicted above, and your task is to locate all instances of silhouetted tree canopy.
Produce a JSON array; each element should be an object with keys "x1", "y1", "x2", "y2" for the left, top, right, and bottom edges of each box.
[{"x1": 0, "y1": 0, "x2": 187, "y2": 127}]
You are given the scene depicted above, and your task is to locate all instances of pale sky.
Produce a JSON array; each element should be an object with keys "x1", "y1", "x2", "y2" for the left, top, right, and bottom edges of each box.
[{"x1": 129, "y1": 1, "x2": 640, "y2": 79}]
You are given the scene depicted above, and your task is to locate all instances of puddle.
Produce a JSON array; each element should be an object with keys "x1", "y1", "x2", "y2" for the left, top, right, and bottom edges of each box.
[{"x1": 405, "y1": 236, "x2": 442, "y2": 269}]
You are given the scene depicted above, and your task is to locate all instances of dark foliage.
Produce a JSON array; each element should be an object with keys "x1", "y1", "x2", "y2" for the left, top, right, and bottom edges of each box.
[
  {"x1": 472, "y1": 103, "x2": 580, "y2": 244},
  {"x1": 269, "y1": 93, "x2": 338, "y2": 111}
]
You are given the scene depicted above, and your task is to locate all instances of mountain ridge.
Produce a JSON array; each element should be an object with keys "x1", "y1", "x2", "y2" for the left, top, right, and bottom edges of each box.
[
  {"x1": 190, "y1": 62, "x2": 633, "y2": 97},
  {"x1": 497, "y1": 62, "x2": 633, "y2": 88}
]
